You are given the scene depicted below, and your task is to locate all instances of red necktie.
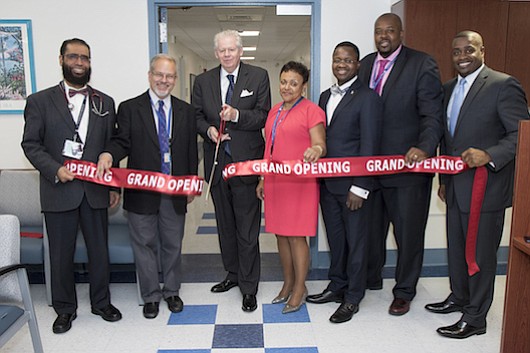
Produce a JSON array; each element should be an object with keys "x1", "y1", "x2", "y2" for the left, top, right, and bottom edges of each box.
[{"x1": 68, "y1": 88, "x2": 88, "y2": 97}]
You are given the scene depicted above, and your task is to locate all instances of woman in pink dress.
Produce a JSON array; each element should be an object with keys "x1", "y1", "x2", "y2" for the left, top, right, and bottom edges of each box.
[{"x1": 256, "y1": 61, "x2": 326, "y2": 314}]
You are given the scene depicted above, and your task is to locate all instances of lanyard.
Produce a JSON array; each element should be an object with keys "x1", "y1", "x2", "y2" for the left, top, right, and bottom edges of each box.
[
  {"x1": 270, "y1": 96, "x2": 304, "y2": 156},
  {"x1": 73, "y1": 96, "x2": 87, "y2": 142},
  {"x1": 370, "y1": 56, "x2": 397, "y2": 91}
]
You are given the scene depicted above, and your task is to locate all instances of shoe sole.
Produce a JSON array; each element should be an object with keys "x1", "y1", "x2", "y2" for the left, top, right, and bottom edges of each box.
[{"x1": 425, "y1": 307, "x2": 463, "y2": 314}]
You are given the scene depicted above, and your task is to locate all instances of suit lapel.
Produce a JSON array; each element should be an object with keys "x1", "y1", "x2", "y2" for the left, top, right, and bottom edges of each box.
[
  {"x1": 50, "y1": 85, "x2": 76, "y2": 134},
  {"x1": 231, "y1": 63, "x2": 249, "y2": 107},
  {"x1": 139, "y1": 91, "x2": 160, "y2": 147},
  {"x1": 454, "y1": 67, "x2": 488, "y2": 137},
  {"x1": 169, "y1": 97, "x2": 183, "y2": 145},
  {"x1": 381, "y1": 48, "x2": 407, "y2": 99},
  {"x1": 212, "y1": 66, "x2": 223, "y2": 110},
  {"x1": 329, "y1": 79, "x2": 361, "y2": 127}
]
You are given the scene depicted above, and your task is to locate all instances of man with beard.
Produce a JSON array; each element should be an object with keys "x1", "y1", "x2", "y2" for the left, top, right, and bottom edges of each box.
[
  {"x1": 97, "y1": 54, "x2": 197, "y2": 319},
  {"x1": 22, "y1": 38, "x2": 122, "y2": 334}
]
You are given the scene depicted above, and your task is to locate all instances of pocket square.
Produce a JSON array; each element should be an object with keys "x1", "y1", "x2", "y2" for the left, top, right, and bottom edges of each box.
[{"x1": 240, "y1": 89, "x2": 254, "y2": 97}]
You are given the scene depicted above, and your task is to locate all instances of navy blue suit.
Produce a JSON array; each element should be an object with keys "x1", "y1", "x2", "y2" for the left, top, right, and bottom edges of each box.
[
  {"x1": 358, "y1": 46, "x2": 444, "y2": 299},
  {"x1": 318, "y1": 78, "x2": 382, "y2": 304}
]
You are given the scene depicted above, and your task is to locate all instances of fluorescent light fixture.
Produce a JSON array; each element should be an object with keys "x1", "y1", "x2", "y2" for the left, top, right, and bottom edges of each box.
[
  {"x1": 243, "y1": 46, "x2": 257, "y2": 51},
  {"x1": 276, "y1": 5, "x2": 312, "y2": 15},
  {"x1": 239, "y1": 30, "x2": 260, "y2": 37},
  {"x1": 241, "y1": 56, "x2": 255, "y2": 60}
]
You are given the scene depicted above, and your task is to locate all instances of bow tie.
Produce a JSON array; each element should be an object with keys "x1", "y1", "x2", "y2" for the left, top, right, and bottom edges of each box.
[
  {"x1": 68, "y1": 88, "x2": 88, "y2": 97},
  {"x1": 330, "y1": 84, "x2": 347, "y2": 96}
]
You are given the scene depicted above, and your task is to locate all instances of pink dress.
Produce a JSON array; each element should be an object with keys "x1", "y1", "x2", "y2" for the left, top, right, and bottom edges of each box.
[{"x1": 263, "y1": 98, "x2": 326, "y2": 236}]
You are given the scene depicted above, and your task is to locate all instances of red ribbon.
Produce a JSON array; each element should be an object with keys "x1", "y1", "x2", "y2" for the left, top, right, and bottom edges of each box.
[
  {"x1": 465, "y1": 166, "x2": 488, "y2": 276},
  {"x1": 222, "y1": 155, "x2": 468, "y2": 179},
  {"x1": 64, "y1": 160, "x2": 204, "y2": 196},
  {"x1": 223, "y1": 155, "x2": 486, "y2": 276}
]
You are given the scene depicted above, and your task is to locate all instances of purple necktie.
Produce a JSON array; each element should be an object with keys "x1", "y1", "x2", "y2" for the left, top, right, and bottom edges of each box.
[{"x1": 374, "y1": 59, "x2": 389, "y2": 95}]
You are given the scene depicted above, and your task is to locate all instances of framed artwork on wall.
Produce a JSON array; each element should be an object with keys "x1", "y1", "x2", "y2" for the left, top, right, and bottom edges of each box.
[{"x1": 0, "y1": 19, "x2": 36, "y2": 114}]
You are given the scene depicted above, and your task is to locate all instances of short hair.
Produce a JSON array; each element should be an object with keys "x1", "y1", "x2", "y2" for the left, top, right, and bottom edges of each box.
[
  {"x1": 149, "y1": 54, "x2": 177, "y2": 73},
  {"x1": 214, "y1": 30, "x2": 243, "y2": 50},
  {"x1": 60, "y1": 38, "x2": 91, "y2": 57},
  {"x1": 334, "y1": 41, "x2": 360, "y2": 60},
  {"x1": 454, "y1": 30, "x2": 484, "y2": 45},
  {"x1": 280, "y1": 61, "x2": 309, "y2": 84}
]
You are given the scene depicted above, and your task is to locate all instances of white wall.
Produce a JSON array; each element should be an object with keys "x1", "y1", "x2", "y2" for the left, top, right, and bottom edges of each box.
[{"x1": 0, "y1": 0, "x2": 511, "y2": 251}]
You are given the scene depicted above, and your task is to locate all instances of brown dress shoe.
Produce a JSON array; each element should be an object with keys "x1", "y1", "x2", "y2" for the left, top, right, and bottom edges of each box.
[{"x1": 389, "y1": 298, "x2": 410, "y2": 316}]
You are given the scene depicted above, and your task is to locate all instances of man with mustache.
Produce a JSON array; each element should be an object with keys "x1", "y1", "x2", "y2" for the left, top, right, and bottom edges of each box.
[
  {"x1": 358, "y1": 13, "x2": 444, "y2": 316},
  {"x1": 97, "y1": 54, "x2": 198, "y2": 319},
  {"x1": 22, "y1": 38, "x2": 122, "y2": 334}
]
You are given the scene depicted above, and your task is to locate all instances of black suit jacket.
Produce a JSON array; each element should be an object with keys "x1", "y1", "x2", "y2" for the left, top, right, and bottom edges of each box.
[
  {"x1": 193, "y1": 62, "x2": 271, "y2": 184},
  {"x1": 441, "y1": 66, "x2": 529, "y2": 212},
  {"x1": 319, "y1": 78, "x2": 383, "y2": 195},
  {"x1": 105, "y1": 91, "x2": 198, "y2": 215},
  {"x1": 358, "y1": 46, "x2": 444, "y2": 187},
  {"x1": 22, "y1": 84, "x2": 116, "y2": 212}
]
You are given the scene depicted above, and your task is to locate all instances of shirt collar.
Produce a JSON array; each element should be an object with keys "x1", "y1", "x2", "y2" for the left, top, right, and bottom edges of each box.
[
  {"x1": 148, "y1": 89, "x2": 171, "y2": 108},
  {"x1": 376, "y1": 44, "x2": 403, "y2": 63},
  {"x1": 457, "y1": 63, "x2": 485, "y2": 87},
  {"x1": 221, "y1": 64, "x2": 241, "y2": 80}
]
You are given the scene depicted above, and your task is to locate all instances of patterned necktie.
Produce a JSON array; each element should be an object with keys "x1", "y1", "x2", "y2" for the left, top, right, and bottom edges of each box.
[
  {"x1": 449, "y1": 78, "x2": 467, "y2": 136},
  {"x1": 330, "y1": 84, "x2": 346, "y2": 96},
  {"x1": 69, "y1": 88, "x2": 88, "y2": 97},
  {"x1": 373, "y1": 59, "x2": 389, "y2": 95},
  {"x1": 157, "y1": 100, "x2": 171, "y2": 174},
  {"x1": 223, "y1": 74, "x2": 235, "y2": 156}
]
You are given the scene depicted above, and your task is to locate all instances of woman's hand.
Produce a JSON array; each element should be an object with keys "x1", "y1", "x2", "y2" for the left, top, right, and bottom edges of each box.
[{"x1": 256, "y1": 178, "x2": 265, "y2": 201}]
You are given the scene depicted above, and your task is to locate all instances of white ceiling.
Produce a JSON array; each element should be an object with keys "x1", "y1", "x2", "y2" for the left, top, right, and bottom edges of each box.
[{"x1": 167, "y1": 6, "x2": 310, "y2": 63}]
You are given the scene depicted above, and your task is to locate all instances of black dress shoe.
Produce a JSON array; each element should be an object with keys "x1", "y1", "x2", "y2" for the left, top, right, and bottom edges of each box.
[
  {"x1": 437, "y1": 320, "x2": 486, "y2": 339},
  {"x1": 329, "y1": 302, "x2": 359, "y2": 323},
  {"x1": 165, "y1": 296, "x2": 184, "y2": 313},
  {"x1": 425, "y1": 299, "x2": 463, "y2": 314},
  {"x1": 306, "y1": 290, "x2": 343, "y2": 304},
  {"x1": 91, "y1": 304, "x2": 122, "y2": 322},
  {"x1": 389, "y1": 298, "x2": 410, "y2": 316},
  {"x1": 242, "y1": 294, "x2": 257, "y2": 312},
  {"x1": 52, "y1": 313, "x2": 76, "y2": 334},
  {"x1": 211, "y1": 279, "x2": 238, "y2": 293},
  {"x1": 143, "y1": 302, "x2": 160, "y2": 319}
]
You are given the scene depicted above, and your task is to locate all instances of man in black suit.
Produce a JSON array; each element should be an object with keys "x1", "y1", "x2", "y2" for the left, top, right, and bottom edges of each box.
[
  {"x1": 306, "y1": 42, "x2": 382, "y2": 323},
  {"x1": 192, "y1": 30, "x2": 271, "y2": 312},
  {"x1": 97, "y1": 54, "x2": 198, "y2": 319},
  {"x1": 426, "y1": 31, "x2": 529, "y2": 339},
  {"x1": 358, "y1": 13, "x2": 444, "y2": 315},
  {"x1": 22, "y1": 38, "x2": 122, "y2": 333}
]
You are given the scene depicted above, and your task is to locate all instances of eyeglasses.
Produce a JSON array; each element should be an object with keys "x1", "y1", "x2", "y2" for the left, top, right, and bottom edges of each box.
[
  {"x1": 151, "y1": 71, "x2": 177, "y2": 81},
  {"x1": 63, "y1": 53, "x2": 90, "y2": 63},
  {"x1": 332, "y1": 58, "x2": 357, "y2": 65}
]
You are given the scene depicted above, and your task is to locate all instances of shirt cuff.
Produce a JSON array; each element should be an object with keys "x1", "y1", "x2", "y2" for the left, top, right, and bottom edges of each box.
[
  {"x1": 349, "y1": 185, "x2": 369, "y2": 199},
  {"x1": 232, "y1": 109, "x2": 240, "y2": 123}
]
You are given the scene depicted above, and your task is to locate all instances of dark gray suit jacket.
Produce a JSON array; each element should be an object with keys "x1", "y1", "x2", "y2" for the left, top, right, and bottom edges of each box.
[
  {"x1": 193, "y1": 62, "x2": 271, "y2": 184},
  {"x1": 319, "y1": 78, "x2": 383, "y2": 195},
  {"x1": 441, "y1": 66, "x2": 530, "y2": 212},
  {"x1": 22, "y1": 84, "x2": 116, "y2": 212},
  {"x1": 358, "y1": 46, "x2": 444, "y2": 188},
  {"x1": 105, "y1": 91, "x2": 198, "y2": 215}
]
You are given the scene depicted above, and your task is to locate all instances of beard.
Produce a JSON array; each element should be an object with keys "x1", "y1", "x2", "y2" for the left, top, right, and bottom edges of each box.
[{"x1": 62, "y1": 63, "x2": 91, "y2": 86}]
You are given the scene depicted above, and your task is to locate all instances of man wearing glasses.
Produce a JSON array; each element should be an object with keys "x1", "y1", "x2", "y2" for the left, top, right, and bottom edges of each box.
[
  {"x1": 22, "y1": 38, "x2": 122, "y2": 333},
  {"x1": 97, "y1": 54, "x2": 198, "y2": 319}
]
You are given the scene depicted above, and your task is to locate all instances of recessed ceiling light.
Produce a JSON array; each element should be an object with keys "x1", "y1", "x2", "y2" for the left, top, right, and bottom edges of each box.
[
  {"x1": 243, "y1": 47, "x2": 257, "y2": 51},
  {"x1": 241, "y1": 56, "x2": 255, "y2": 60},
  {"x1": 239, "y1": 31, "x2": 260, "y2": 37}
]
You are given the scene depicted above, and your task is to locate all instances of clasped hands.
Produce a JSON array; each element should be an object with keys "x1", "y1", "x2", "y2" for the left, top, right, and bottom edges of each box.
[{"x1": 208, "y1": 104, "x2": 238, "y2": 143}]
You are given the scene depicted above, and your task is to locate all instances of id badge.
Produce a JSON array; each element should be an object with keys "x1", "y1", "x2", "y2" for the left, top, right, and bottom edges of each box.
[
  {"x1": 163, "y1": 152, "x2": 171, "y2": 164},
  {"x1": 62, "y1": 139, "x2": 84, "y2": 159}
]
